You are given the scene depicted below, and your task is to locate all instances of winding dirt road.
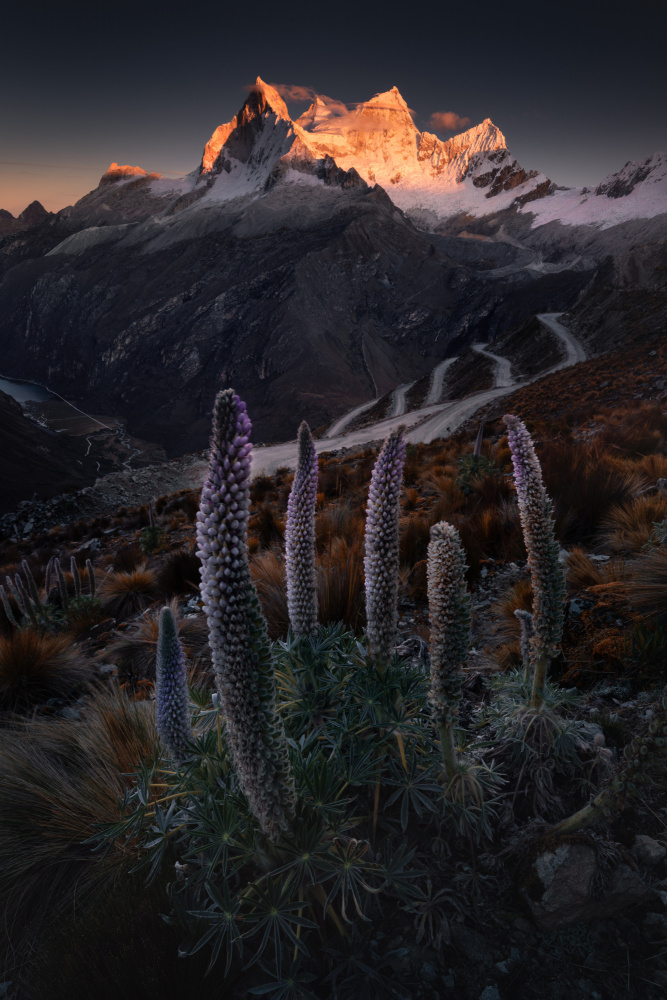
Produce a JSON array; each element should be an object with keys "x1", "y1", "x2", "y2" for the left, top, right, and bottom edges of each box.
[{"x1": 248, "y1": 314, "x2": 587, "y2": 476}]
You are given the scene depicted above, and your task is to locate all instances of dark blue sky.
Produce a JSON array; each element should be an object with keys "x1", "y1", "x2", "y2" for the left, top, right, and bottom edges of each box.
[{"x1": 1, "y1": 0, "x2": 665, "y2": 215}]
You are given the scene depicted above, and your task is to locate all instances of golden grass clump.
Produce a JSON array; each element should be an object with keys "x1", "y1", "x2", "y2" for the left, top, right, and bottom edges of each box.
[
  {"x1": 0, "y1": 685, "x2": 159, "y2": 965},
  {"x1": 601, "y1": 494, "x2": 667, "y2": 553},
  {"x1": 98, "y1": 564, "x2": 160, "y2": 619},
  {"x1": 629, "y1": 545, "x2": 667, "y2": 618},
  {"x1": 318, "y1": 536, "x2": 365, "y2": 631},
  {"x1": 0, "y1": 629, "x2": 94, "y2": 713}
]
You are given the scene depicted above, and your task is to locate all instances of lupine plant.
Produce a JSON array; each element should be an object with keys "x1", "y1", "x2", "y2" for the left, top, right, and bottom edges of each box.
[
  {"x1": 427, "y1": 521, "x2": 470, "y2": 777},
  {"x1": 363, "y1": 427, "x2": 406, "y2": 664},
  {"x1": 0, "y1": 556, "x2": 95, "y2": 629},
  {"x1": 504, "y1": 414, "x2": 565, "y2": 708},
  {"x1": 155, "y1": 605, "x2": 193, "y2": 760},
  {"x1": 285, "y1": 420, "x2": 318, "y2": 636},
  {"x1": 196, "y1": 389, "x2": 295, "y2": 840}
]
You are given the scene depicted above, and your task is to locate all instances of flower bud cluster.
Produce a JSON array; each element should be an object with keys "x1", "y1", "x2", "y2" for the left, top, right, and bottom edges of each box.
[
  {"x1": 196, "y1": 389, "x2": 295, "y2": 840},
  {"x1": 503, "y1": 415, "x2": 565, "y2": 674},
  {"x1": 364, "y1": 428, "x2": 406, "y2": 662},
  {"x1": 155, "y1": 606, "x2": 193, "y2": 760},
  {"x1": 285, "y1": 421, "x2": 318, "y2": 635},
  {"x1": 427, "y1": 521, "x2": 471, "y2": 729}
]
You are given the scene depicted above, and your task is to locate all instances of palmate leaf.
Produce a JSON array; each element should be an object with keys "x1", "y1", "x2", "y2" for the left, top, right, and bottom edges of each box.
[
  {"x1": 324, "y1": 940, "x2": 412, "y2": 1000},
  {"x1": 181, "y1": 791, "x2": 255, "y2": 880},
  {"x1": 319, "y1": 838, "x2": 385, "y2": 923},
  {"x1": 384, "y1": 759, "x2": 441, "y2": 832},
  {"x1": 268, "y1": 815, "x2": 334, "y2": 886},
  {"x1": 377, "y1": 841, "x2": 422, "y2": 903},
  {"x1": 326, "y1": 733, "x2": 383, "y2": 789},
  {"x1": 248, "y1": 959, "x2": 318, "y2": 1000},
  {"x1": 138, "y1": 799, "x2": 187, "y2": 882},
  {"x1": 243, "y1": 877, "x2": 317, "y2": 976},
  {"x1": 297, "y1": 760, "x2": 352, "y2": 827},
  {"x1": 185, "y1": 879, "x2": 244, "y2": 974}
]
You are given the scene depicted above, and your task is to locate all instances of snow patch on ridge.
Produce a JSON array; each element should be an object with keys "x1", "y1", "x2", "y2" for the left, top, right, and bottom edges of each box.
[{"x1": 522, "y1": 152, "x2": 667, "y2": 229}]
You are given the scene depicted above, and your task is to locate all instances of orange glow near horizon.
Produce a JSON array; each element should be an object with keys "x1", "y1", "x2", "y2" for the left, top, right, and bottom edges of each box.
[{"x1": 0, "y1": 162, "x2": 188, "y2": 218}]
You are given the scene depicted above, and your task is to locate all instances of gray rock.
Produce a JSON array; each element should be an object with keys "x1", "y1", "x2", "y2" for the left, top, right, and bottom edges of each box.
[
  {"x1": 525, "y1": 843, "x2": 648, "y2": 930},
  {"x1": 450, "y1": 924, "x2": 492, "y2": 964},
  {"x1": 632, "y1": 835, "x2": 666, "y2": 866},
  {"x1": 420, "y1": 961, "x2": 438, "y2": 983},
  {"x1": 479, "y1": 988, "x2": 501, "y2": 1000}
]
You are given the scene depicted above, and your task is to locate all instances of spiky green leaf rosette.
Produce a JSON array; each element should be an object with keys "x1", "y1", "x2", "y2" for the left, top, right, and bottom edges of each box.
[
  {"x1": 504, "y1": 414, "x2": 565, "y2": 707},
  {"x1": 196, "y1": 389, "x2": 295, "y2": 840},
  {"x1": 285, "y1": 421, "x2": 318, "y2": 636},
  {"x1": 427, "y1": 521, "x2": 471, "y2": 774},
  {"x1": 364, "y1": 428, "x2": 406, "y2": 663},
  {"x1": 155, "y1": 605, "x2": 193, "y2": 760}
]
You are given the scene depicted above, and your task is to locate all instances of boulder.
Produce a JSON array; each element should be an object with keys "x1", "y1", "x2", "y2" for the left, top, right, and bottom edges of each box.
[
  {"x1": 525, "y1": 842, "x2": 648, "y2": 930},
  {"x1": 631, "y1": 835, "x2": 666, "y2": 867}
]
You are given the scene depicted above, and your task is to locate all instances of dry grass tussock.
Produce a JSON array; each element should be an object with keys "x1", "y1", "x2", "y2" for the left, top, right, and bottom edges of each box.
[
  {"x1": 318, "y1": 536, "x2": 364, "y2": 630},
  {"x1": 156, "y1": 547, "x2": 201, "y2": 595},
  {"x1": 0, "y1": 685, "x2": 159, "y2": 964},
  {"x1": 539, "y1": 441, "x2": 651, "y2": 543},
  {"x1": 564, "y1": 547, "x2": 630, "y2": 590},
  {"x1": 0, "y1": 629, "x2": 94, "y2": 713},
  {"x1": 628, "y1": 546, "x2": 667, "y2": 618},
  {"x1": 103, "y1": 597, "x2": 209, "y2": 678},
  {"x1": 251, "y1": 550, "x2": 289, "y2": 640},
  {"x1": 97, "y1": 564, "x2": 160, "y2": 619},
  {"x1": 601, "y1": 494, "x2": 667, "y2": 553}
]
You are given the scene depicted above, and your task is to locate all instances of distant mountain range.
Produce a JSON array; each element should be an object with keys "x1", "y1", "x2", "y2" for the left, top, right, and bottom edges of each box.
[{"x1": 0, "y1": 78, "x2": 665, "y2": 456}]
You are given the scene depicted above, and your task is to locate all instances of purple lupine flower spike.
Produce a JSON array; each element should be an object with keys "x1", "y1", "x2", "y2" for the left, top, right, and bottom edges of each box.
[
  {"x1": 364, "y1": 427, "x2": 406, "y2": 664},
  {"x1": 285, "y1": 421, "x2": 319, "y2": 636},
  {"x1": 156, "y1": 606, "x2": 193, "y2": 760},
  {"x1": 196, "y1": 389, "x2": 295, "y2": 840},
  {"x1": 504, "y1": 414, "x2": 565, "y2": 708},
  {"x1": 427, "y1": 521, "x2": 470, "y2": 777}
]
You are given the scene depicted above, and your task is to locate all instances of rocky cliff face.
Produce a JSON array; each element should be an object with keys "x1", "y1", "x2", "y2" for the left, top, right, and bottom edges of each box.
[{"x1": 0, "y1": 391, "x2": 95, "y2": 513}]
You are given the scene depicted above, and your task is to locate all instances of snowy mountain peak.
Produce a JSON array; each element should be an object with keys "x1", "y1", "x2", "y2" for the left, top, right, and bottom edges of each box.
[
  {"x1": 199, "y1": 77, "x2": 294, "y2": 179},
  {"x1": 241, "y1": 77, "x2": 291, "y2": 124},
  {"x1": 361, "y1": 86, "x2": 412, "y2": 113}
]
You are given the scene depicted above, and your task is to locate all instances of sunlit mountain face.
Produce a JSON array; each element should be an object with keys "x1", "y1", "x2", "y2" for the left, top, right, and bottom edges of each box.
[{"x1": 0, "y1": 76, "x2": 664, "y2": 459}]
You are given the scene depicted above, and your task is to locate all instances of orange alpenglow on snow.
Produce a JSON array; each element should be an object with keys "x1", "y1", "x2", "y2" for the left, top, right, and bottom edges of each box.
[{"x1": 100, "y1": 162, "x2": 162, "y2": 184}]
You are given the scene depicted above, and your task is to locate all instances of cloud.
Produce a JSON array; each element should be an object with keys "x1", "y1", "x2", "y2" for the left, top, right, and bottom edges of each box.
[
  {"x1": 270, "y1": 83, "x2": 318, "y2": 102},
  {"x1": 429, "y1": 111, "x2": 471, "y2": 132}
]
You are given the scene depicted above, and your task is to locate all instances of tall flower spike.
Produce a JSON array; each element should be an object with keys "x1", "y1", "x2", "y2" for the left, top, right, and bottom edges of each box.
[
  {"x1": 427, "y1": 521, "x2": 471, "y2": 777},
  {"x1": 196, "y1": 389, "x2": 295, "y2": 840},
  {"x1": 504, "y1": 415, "x2": 565, "y2": 708},
  {"x1": 364, "y1": 427, "x2": 406, "y2": 664},
  {"x1": 285, "y1": 421, "x2": 318, "y2": 635},
  {"x1": 155, "y1": 606, "x2": 193, "y2": 760}
]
